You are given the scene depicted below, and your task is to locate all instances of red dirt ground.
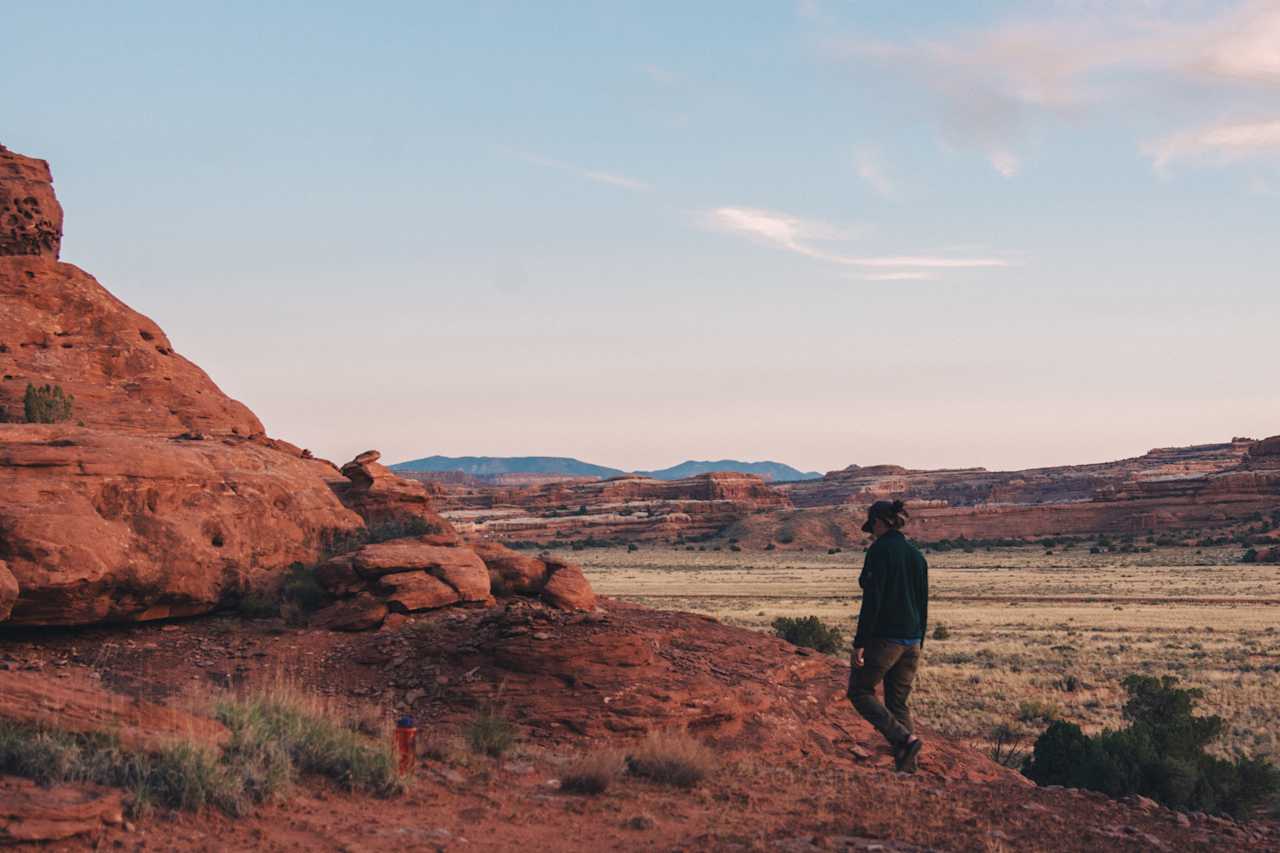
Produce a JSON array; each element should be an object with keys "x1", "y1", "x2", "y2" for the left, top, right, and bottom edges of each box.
[{"x1": 2, "y1": 600, "x2": 1275, "y2": 852}]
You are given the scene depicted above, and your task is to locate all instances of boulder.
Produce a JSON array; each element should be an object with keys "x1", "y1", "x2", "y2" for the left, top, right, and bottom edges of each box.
[
  {"x1": 332, "y1": 453, "x2": 456, "y2": 540},
  {"x1": 348, "y1": 538, "x2": 490, "y2": 601},
  {"x1": 471, "y1": 540, "x2": 548, "y2": 594},
  {"x1": 315, "y1": 554, "x2": 364, "y2": 595},
  {"x1": 0, "y1": 425, "x2": 364, "y2": 626},
  {"x1": 311, "y1": 593, "x2": 388, "y2": 631},
  {"x1": 379, "y1": 571, "x2": 460, "y2": 612},
  {"x1": 541, "y1": 560, "x2": 596, "y2": 611},
  {"x1": 0, "y1": 777, "x2": 124, "y2": 844}
]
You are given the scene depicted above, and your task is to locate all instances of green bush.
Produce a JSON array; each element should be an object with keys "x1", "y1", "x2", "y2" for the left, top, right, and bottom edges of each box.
[
  {"x1": 932, "y1": 624, "x2": 951, "y2": 641},
  {"x1": 466, "y1": 710, "x2": 515, "y2": 757},
  {"x1": 281, "y1": 562, "x2": 330, "y2": 613},
  {"x1": 23, "y1": 383, "x2": 74, "y2": 423},
  {"x1": 1022, "y1": 675, "x2": 1280, "y2": 817},
  {"x1": 772, "y1": 616, "x2": 843, "y2": 655}
]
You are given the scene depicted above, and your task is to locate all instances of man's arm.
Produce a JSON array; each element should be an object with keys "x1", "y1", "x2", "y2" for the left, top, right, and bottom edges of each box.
[
  {"x1": 918, "y1": 553, "x2": 929, "y2": 648},
  {"x1": 852, "y1": 549, "x2": 884, "y2": 650}
]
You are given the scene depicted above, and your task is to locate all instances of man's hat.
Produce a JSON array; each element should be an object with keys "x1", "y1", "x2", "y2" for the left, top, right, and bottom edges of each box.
[{"x1": 860, "y1": 499, "x2": 905, "y2": 533}]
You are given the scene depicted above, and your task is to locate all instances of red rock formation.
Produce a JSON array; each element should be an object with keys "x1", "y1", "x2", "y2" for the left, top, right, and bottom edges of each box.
[
  {"x1": 0, "y1": 146, "x2": 62, "y2": 259},
  {"x1": 440, "y1": 471, "x2": 792, "y2": 544},
  {"x1": 0, "y1": 146, "x2": 595, "y2": 625},
  {"x1": 0, "y1": 424, "x2": 364, "y2": 625}
]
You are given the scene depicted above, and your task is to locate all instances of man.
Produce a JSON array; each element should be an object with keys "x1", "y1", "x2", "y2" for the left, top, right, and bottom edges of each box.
[{"x1": 848, "y1": 499, "x2": 928, "y2": 773}]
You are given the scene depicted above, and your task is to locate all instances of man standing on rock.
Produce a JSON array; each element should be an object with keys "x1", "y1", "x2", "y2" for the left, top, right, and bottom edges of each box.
[{"x1": 848, "y1": 499, "x2": 928, "y2": 773}]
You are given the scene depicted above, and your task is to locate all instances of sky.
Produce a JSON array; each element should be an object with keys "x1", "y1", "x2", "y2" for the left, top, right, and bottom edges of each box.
[{"x1": 4, "y1": 1, "x2": 1279, "y2": 473}]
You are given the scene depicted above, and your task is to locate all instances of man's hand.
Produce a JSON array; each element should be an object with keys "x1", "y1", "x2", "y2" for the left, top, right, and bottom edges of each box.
[{"x1": 851, "y1": 647, "x2": 865, "y2": 668}]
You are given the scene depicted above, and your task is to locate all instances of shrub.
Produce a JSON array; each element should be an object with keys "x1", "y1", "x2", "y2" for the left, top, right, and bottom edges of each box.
[
  {"x1": 765, "y1": 543, "x2": 776, "y2": 551},
  {"x1": 1022, "y1": 675, "x2": 1280, "y2": 817},
  {"x1": 23, "y1": 383, "x2": 74, "y2": 423},
  {"x1": 932, "y1": 625, "x2": 951, "y2": 641},
  {"x1": 1242, "y1": 548, "x2": 1259, "y2": 564},
  {"x1": 216, "y1": 687, "x2": 402, "y2": 799},
  {"x1": 776, "y1": 530, "x2": 795, "y2": 545},
  {"x1": 238, "y1": 592, "x2": 279, "y2": 619},
  {"x1": 1018, "y1": 699, "x2": 1063, "y2": 724},
  {"x1": 1054, "y1": 675, "x2": 1082, "y2": 693},
  {"x1": 627, "y1": 543, "x2": 639, "y2": 552},
  {"x1": 560, "y1": 749, "x2": 625, "y2": 795},
  {"x1": 772, "y1": 616, "x2": 843, "y2": 654},
  {"x1": 988, "y1": 723, "x2": 1028, "y2": 769},
  {"x1": 466, "y1": 710, "x2": 515, "y2": 757},
  {"x1": 280, "y1": 562, "x2": 330, "y2": 613},
  {"x1": 365, "y1": 517, "x2": 443, "y2": 545},
  {"x1": 625, "y1": 731, "x2": 715, "y2": 788}
]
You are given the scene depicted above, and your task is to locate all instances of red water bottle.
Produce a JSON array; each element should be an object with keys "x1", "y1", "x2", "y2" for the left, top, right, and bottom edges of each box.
[{"x1": 394, "y1": 715, "x2": 417, "y2": 775}]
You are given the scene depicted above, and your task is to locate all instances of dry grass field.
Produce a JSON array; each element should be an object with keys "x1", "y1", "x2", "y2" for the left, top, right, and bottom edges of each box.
[{"x1": 565, "y1": 543, "x2": 1280, "y2": 765}]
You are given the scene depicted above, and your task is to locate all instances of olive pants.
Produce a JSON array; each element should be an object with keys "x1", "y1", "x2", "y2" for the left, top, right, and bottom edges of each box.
[{"x1": 847, "y1": 639, "x2": 921, "y2": 747}]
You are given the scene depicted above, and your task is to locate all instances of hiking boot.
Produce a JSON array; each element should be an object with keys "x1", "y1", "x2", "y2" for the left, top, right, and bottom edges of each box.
[{"x1": 894, "y1": 736, "x2": 922, "y2": 773}]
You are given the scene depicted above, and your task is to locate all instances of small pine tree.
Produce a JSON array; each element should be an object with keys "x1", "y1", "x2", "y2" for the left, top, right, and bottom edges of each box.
[
  {"x1": 1023, "y1": 674, "x2": 1280, "y2": 817},
  {"x1": 23, "y1": 383, "x2": 75, "y2": 424},
  {"x1": 772, "y1": 616, "x2": 843, "y2": 654}
]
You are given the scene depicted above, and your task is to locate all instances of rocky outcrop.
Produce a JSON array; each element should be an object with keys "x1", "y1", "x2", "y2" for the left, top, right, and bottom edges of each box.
[
  {"x1": 0, "y1": 146, "x2": 62, "y2": 259},
  {"x1": 0, "y1": 146, "x2": 597, "y2": 626},
  {"x1": 331, "y1": 450, "x2": 455, "y2": 540},
  {"x1": 312, "y1": 537, "x2": 596, "y2": 627},
  {"x1": 0, "y1": 425, "x2": 364, "y2": 625},
  {"x1": 0, "y1": 254, "x2": 264, "y2": 436}
]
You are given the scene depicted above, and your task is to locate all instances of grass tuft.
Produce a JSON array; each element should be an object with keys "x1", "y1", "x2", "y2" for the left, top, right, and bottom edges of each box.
[
  {"x1": 0, "y1": 682, "x2": 402, "y2": 818},
  {"x1": 465, "y1": 709, "x2": 516, "y2": 758},
  {"x1": 560, "y1": 749, "x2": 625, "y2": 795},
  {"x1": 625, "y1": 731, "x2": 715, "y2": 789}
]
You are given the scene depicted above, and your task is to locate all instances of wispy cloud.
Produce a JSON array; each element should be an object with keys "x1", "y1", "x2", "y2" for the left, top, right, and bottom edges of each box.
[
  {"x1": 825, "y1": 1, "x2": 1280, "y2": 176},
  {"x1": 512, "y1": 150, "x2": 651, "y2": 192},
  {"x1": 1146, "y1": 119, "x2": 1280, "y2": 171},
  {"x1": 854, "y1": 148, "x2": 899, "y2": 200},
  {"x1": 705, "y1": 206, "x2": 1009, "y2": 275},
  {"x1": 859, "y1": 271, "x2": 937, "y2": 281}
]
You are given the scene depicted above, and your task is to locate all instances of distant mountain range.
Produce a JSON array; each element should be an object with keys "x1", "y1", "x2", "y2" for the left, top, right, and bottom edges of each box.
[{"x1": 389, "y1": 455, "x2": 822, "y2": 482}]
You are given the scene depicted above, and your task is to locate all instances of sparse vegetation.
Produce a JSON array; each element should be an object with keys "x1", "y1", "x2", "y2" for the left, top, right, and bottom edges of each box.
[
  {"x1": 932, "y1": 624, "x2": 951, "y2": 641},
  {"x1": 771, "y1": 615, "x2": 843, "y2": 654},
  {"x1": 1023, "y1": 675, "x2": 1280, "y2": 817},
  {"x1": 466, "y1": 709, "x2": 516, "y2": 757},
  {"x1": 560, "y1": 749, "x2": 625, "y2": 795},
  {"x1": 1018, "y1": 699, "x2": 1063, "y2": 724},
  {"x1": 0, "y1": 684, "x2": 401, "y2": 817},
  {"x1": 625, "y1": 731, "x2": 715, "y2": 788},
  {"x1": 22, "y1": 383, "x2": 74, "y2": 423},
  {"x1": 573, "y1": 543, "x2": 1280, "y2": 763}
]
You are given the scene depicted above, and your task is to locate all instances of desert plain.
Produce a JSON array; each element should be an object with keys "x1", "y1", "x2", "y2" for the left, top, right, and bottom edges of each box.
[{"x1": 574, "y1": 543, "x2": 1280, "y2": 763}]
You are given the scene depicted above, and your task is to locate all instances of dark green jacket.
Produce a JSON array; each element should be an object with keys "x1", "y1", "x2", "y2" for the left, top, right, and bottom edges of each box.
[{"x1": 853, "y1": 530, "x2": 929, "y2": 648}]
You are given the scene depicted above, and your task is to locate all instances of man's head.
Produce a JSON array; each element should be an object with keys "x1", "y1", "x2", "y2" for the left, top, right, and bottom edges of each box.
[{"x1": 861, "y1": 499, "x2": 908, "y2": 538}]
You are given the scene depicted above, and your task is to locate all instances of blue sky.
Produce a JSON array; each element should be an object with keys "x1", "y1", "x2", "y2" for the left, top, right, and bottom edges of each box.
[{"x1": 5, "y1": 1, "x2": 1278, "y2": 472}]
